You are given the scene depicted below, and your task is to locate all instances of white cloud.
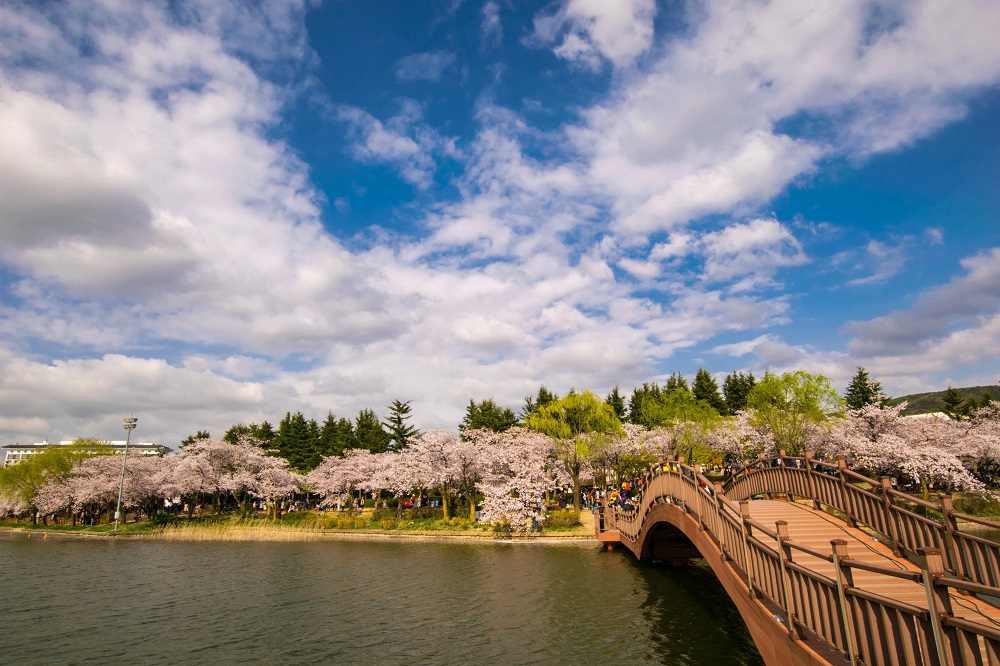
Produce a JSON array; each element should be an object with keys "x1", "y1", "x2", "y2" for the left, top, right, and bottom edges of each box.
[
  {"x1": 533, "y1": 0, "x2": 657, "y2": 70},
  {"x1": 845, "y1": 248, "x2": 1000, "y2": 357},
  {"x1": 481, "y1": 1, "x2": 502, "y2": 47},
  {"x1": 395, "y1": 51, "x2": 457, "y2": 82},
  {"x1": 700, "y1": 218, "x2": 807, "y2": 287},
  {"x1": 2, "y1": 1, "x2": 1000, "y2": 445},
  {"x1": 338, "y1": 103, "x2": 445, "y2": 188}
]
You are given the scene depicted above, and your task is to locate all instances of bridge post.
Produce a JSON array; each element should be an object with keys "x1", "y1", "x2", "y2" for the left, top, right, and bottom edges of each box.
[
  {"x1": 938, "y1": 494, "x2": 966, "y2": 579},
  {"x1": 777, "y1": 450, "x2": 792, "y2": 503},
  {"x1": 713, "y1": 482, "x2": 729, "y2": 561},
  {"x1": 694, "y1": 463, "x2": 705, "y2": 531},
  {"x1": 918, "y1": 547, "x2": 955, "y2": 666},
  {"x1": 830, "y1": 540, "x2": 858, "y2": 666},
  {"x1": 739, "y1": 501, "x2": 756, "y2": 598},
  {"x1": 879, "y1": 477, "x2": 903, "y2": 556},
  {"x1": 775, "y1": 521, "x2": 798, "y2": 639},
  {"x1": 836, "y1": 458, "x2": 858, "y2": 527},
  {"x1": 803, "y1": 450, "x2": 819, "y2": 510}
]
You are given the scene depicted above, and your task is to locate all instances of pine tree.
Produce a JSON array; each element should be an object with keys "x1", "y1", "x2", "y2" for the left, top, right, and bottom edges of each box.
[
  {"x1": 605, "y1": 386, "x2": 627, "y2": 421},
  {"x1": 318, "y1": 412, "x2": 355, "y2": 457},
  {"x1": 692, "y1": 368, "x2": 726, "y2": 414},
  {"x1": 223, "y1": 422, "x2": 275, "y2": 446},
  {"x1": 273, "y1": 412, "x2": 320, "y2": 471},
  {"x1": 627, "y1": 382, "x2": 664, "y2": 428},
  {"x1": 844, "y1": 367, "x2": 886, "y2": 410},
  {"x1": 460, "y1": 398, "x2": 519, "y2": 434},
  {"x1": 722, "y1": 371, "x2": 756, "y2": 415},
  {"x1": 665, "y1": 371, "x2": 689, "y2": 394},
  {"x1": 941, "y1": 386, "x2": 970, "y2": 421},
  {"x1": 355, "y1": 408, "x2": 392, "y2": 453},
  {"x1": 520, "y1": 385, "x2": 558, "y2": 421},
  {"x1": 180, "y1": 430, "x2": 211, "y2": 447},
  {"x1": 384, "y1": 399, "x2": 419, "y2": 450}
]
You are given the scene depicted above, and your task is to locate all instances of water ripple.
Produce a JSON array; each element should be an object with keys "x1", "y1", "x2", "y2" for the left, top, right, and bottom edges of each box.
[{"x1": 1, "y1": 538, "x2": 762, "y2": 665}]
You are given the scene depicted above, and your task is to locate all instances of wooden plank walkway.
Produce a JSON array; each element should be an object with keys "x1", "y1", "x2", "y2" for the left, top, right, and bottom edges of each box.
[{"x1": 747, "y1": 500, "x2": 1000, "y2": 628}]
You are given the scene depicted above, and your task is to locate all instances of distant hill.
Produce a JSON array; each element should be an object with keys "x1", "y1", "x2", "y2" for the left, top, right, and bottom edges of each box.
[{"x1": 892, "y1": 385, "x2": 1000, "y2": 415}]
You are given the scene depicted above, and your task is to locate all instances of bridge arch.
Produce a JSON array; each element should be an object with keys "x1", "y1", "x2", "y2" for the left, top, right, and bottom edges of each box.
[{"x1": 597, "y1": 454, "x2": 1000, "y2": 666}]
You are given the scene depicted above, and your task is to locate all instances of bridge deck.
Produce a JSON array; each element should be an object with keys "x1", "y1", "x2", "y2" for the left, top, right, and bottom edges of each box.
[{"x1": 747, "y1": 500, "x2": 1000, "y2": 627}]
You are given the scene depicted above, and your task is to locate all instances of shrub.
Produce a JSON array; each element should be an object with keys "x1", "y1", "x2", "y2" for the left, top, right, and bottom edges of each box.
[
  {"x1": 543, "y1": 509, "x2": 581, "y2": 530},
  {"x1": 149, "y1": 513, "x2": 178, "y2": 527},
  {"x1": 954, "y1": 493, "x2": 1000, "y2": 518}
]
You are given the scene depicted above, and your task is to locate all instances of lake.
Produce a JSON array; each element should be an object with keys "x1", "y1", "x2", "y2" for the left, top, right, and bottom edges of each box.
[{"x1": 0, "y1": 536, "x2": 763, "y2": 665}]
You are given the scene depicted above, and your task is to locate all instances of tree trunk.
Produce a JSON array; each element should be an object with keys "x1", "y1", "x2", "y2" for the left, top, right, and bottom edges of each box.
[
  {"x1": 441, "y1": 485, "x2": 451, "y2": 520},
  {"x1": 572, "y1": 473, "x2": 582, "y2": 510}
]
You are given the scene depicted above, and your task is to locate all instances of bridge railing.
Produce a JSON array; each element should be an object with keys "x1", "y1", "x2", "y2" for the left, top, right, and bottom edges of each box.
[
  {"x1": 725, "y1": 451, "x2": 1000, "y2": 589},
  {"x1": 603, "y1": 458, "x2": 1000, "y2": 666}
]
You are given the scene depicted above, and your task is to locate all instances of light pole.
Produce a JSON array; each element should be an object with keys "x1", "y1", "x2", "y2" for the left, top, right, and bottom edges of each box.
[{"x1": 114, "y1": 416, "x2": 138, "y2": 532}]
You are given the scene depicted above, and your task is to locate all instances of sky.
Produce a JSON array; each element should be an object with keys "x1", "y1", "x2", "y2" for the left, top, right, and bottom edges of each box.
[{"x1": 2, "y1": 0, "x2": 1000, "y2": 449}]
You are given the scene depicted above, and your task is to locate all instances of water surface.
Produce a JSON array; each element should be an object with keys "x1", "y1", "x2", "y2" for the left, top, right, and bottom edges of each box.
[{"x1": 0, "y1": 537, "x2": 763, "y2": 665}]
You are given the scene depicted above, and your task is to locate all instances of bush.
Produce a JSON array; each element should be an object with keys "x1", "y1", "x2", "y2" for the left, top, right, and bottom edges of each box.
[
  {"x1": 954, "y1": 493, "x2": 1000, "y2": 518},
  {"x1": 409, "y1": 507, "x2": 443, "y2": 520},
  {"x1": 542, "y1": 509, "x2": 581, "y2": 530},
  {"x1": 149, "y1": 513, "x2": 178, "y2": 527}
]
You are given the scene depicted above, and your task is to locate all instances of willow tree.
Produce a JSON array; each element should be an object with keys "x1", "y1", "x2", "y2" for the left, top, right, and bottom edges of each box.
[
  {"x1": 526, "y1": 390, "x2": 622, "y2": 509},
  {"x1": 0, "y1": 439, "x2": 109, "y2": 524},
  {"x1": 746, "y1": 371, "x2": 843, "y2": 455}
]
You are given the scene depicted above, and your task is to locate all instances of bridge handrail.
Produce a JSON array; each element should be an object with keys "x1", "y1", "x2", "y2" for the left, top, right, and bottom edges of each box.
[
  {"x1": 601, "y1": 457, "x2": 1000, "y2": 666},
  {"x1": 723, "y1": 450, "x2": 1000, "y2": 588}
]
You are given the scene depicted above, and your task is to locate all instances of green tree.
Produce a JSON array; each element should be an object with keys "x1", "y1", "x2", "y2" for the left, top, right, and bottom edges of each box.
[
  {"x1": 746, "y1": 371, "x2": 843, "y2": 455},
  {"x1": 520, "y1": 385, "x2": 558, "y2": 421},
  {"x1": 844, "y1": 367, "x2": 887, "y2": 410},
  {"x1": 355, "y1": 408, "x2": 392, "y2": 454},
  {"x1": 384, "y1": 399, "x2": 419, "y2": 450},
  {"x1": 459, "y1": 398, "x2": 519, "y2": 434},
  {"x1": 180, "y1": 430, "x2": 211, "y2": 447},
  {"x1": 692, "y1": 368, "x2": 727, "y2": 414},
  {"x1": 941, "y1": 386, "x2": 971, "y2": 421},
  {"x1": 0, "y1": 439, "x2": 110, "y2": 524},
  {"x1": 223, "y1": 422, "x2": 275, "y2": 446},
  {"x1": 526, "y1": 391, "x2": 622, "y2": 509},
  {"x1": 627, "y1": 382, "x2": 664, "y2": 428},
  {"x1": 722, "y1": 371, "x2": 756, "y2": 414},
  {"x1": 317, "y1": 412, "x2": 356, "y2": 457},
  {"x1": 605, "y1": 386, "x2": 626, "y2": 421},
  {"x1": 273, "y1": 412, "x2": 320, "y2": 471},
  {"x1": 665, "y1": 371, "x2": 689, "y2": 394}
]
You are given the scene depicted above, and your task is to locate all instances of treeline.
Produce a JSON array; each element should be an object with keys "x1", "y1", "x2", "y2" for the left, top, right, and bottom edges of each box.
[
  {"x1": 184, "y1": 366, "x2": 996, "y2": 475},
  {"x1": 184, "y1": 400, "x2": 419, "y2": 472}
]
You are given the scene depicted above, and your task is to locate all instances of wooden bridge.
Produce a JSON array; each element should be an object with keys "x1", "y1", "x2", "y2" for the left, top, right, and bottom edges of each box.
[{"x1": 596, "y1": 453, "x2": 1000, "y2": 666}]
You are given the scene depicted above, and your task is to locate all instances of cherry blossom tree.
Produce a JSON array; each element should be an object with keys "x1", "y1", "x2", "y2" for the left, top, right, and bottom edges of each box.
[
  {"x1": 401, "y1": 429, "x2": 477, "y2": 520},
  {"x1": 468, "y1": 427, "x2": 553, "y2": 532},
  {"x1": 307, "y1": 448, "x2": 380, "y2": 513},
  {"x1": 837, "y1": 403, "x2": 984, "y2": 498}
]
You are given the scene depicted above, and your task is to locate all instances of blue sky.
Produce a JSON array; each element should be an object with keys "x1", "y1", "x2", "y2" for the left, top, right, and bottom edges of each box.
[{"x1": 2, "y1": 0, "x2": 1000, "y2": 447}]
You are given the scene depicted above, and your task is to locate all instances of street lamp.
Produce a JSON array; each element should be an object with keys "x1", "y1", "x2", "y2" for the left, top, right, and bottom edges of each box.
[{"x1": 114, "y1": 416, "x2": 138, "y2": 532}]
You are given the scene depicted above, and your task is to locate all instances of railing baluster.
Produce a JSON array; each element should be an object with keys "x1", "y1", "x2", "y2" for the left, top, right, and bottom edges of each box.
[
  {"x1": 919, "y1": 547, "x2": 954, "y2": 666},
  {"x1": 880, "y1": 477, "x2": 903, "y2": 557},
  {"x1": 775, "y1": 520, "x2": 798, "y2": 639},
  {"x1": 832, "y1": 539, "x2": 859, "y2": 665}
]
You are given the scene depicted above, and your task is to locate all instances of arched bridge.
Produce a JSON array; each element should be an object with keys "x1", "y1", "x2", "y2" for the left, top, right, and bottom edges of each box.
[{"x1": 596, "y1": 453, "x2": 1000, "y2": 666}]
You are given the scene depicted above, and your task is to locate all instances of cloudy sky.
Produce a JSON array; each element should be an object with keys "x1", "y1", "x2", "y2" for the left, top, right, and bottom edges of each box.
[{"x1": 2, "y1": 0, "x2": 1000, "y2": 448}]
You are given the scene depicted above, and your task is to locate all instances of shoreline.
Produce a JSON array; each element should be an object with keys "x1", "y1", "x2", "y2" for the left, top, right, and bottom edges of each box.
[
  {"x1": 3, "y1": 506, "x2": 601, "y2": 544},
  {"x1": 2, "y1": 525, "x2": 598, "y2": 544}
]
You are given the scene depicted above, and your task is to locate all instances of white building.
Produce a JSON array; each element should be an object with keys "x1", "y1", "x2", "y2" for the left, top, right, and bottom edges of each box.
[{"x1": 2, "y1": 439, "x2": 172, "y2": 467}]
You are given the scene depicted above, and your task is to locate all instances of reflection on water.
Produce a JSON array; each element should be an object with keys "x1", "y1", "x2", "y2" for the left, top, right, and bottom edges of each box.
[{"x1": 0, "y1": 537, "x2": 762, "y2": 665}]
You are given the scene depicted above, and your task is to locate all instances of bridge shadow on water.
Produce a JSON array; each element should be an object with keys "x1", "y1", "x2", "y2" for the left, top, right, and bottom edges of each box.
[{"x1": 629, "y1": 556, "x2": 765, "y2": 666}]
